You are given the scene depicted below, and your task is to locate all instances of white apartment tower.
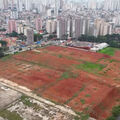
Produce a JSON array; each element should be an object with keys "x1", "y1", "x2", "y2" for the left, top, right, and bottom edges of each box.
[
  {"x1": 3, "y1": 0, "x2": 8, "y2": 9},
  {"x1": 17, "y1": 0, "x2": 23, "y2": 12},
  {"x1": 88, "y1": 0, "x2": 97, "y2": 9},
  {"x1": 46, "y1": 20, "x2": 57, "y2": 34},
  {"x1": 25, "y1": 0, "x2": 31, "y2": 11},
  {"x1": 57, "y1": 17, "x2": 67, "y2": 39},
  {"x1": 104, "y1": 0, "x2": 120, "y2": 11}
]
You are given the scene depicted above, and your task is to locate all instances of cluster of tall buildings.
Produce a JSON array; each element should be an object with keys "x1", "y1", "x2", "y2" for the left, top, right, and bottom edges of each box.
[
  {"x1": 94, "y1": 19, "x2": 112, "y2": 36},
  {"x1": 1, "y1": 0, "x2": 120, "y2": 12},
  {"x1": 1, "y1": 0, "x2": 64, "y2": 14},
  {"x1": 103, "y1": 0, "x2": 120, "y2": 11},
  {"x1": 46, "y1": 14, "x2": 113, "y2": 39},
  {"x1": 56, "y1": 16, "x2": 90, "y2": 39},
  {"x1": 73, "y1": 0, "x2": 120, "y2": 11}
]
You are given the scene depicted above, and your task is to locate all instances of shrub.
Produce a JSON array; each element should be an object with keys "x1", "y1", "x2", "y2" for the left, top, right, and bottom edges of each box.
[{"x1": 112, "y1": 105, "x2": 120, "y2": 117}]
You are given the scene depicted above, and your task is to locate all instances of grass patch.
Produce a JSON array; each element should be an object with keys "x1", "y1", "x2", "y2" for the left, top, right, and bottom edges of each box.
[
  {"x1": 58, "y1": 54, "x2": 63, "y2": 58},
  {"x1": 0, "y1": 110, "x2": 23, "y2": 120},
  {"x1": 98, "y1": 47, "x2": 116, "y2": 56},
  {"x1": 80, "y1": 99, "x2": 86, "y2": 105},
  {"x1": 0, "y1": 55, "x2": 13, "y2": 61},
  {"x1": 80, "y1": 114, "x2": 89, "y2": 120},
  {"x1": 75, "y1": 112, "x2": 89, "y2": 120},
  {"x1": 76, "y1": 61, "x2": 105, "y2": 74},
  {"x1": 83, "y1": 106, "x2": 92, "y2": 113},
  {"x1": 74, "y1": 116, "x2": 80, "y2": 120},
  {"x1": 60, "y1": 72, "x2": 69, "y2": 79},
  {"x1": 85, "y1": 94, "x2": 91, "y2": 98},
  {"x1": 109, "y1": 59, "x2": 120, "y2": 63},
  {"x1": 20, "y1": 95, "x2": 41, "y2": 111},
  {"x1": 14, "y1": 52, "x2": 20, "y2": 55},
  {"x1": 80, "y1": 85, "x2": 86, "y2": 92},
  {"x1": 20, "y1": 95, "x2": 33, "y2": 107},
  {"x1": 59, "y1": 72, "x2": 78, "y2": 80}
]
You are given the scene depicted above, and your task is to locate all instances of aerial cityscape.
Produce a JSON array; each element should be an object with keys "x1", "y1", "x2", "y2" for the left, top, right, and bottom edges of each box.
[{"x1": 0, "y1": 0, "x2": 120, "y2": 120}]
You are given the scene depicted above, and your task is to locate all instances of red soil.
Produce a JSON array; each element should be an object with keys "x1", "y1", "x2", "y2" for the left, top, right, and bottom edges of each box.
[
  {"x1": 112, "y1": 50, "x2": 120, "y2": 61},
  {"x1": 14, "y1": 50, "x2": 80, "y2": 72},
  {"x1": 0, "y1": 45, "x2": 119, "y2": 120},
  {"x1": 45, "y1": 46, "x2": 111, "y2": 62},
  {"x1": 91, "y1": 88, "x2": 120, "y2": 119},
  {"x1": 41, "y1": 73, "x2": 92, "y2": 103}
]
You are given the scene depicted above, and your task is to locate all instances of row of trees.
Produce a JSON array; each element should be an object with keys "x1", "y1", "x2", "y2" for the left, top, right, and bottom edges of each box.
[
  {"x1": 48, "y1": 34, "x2": 57, "y2": 40},
  {"x1": 78, "y1": 34, "x2": 120, "y2": 48},
  {"x1": 0, "y1": 28, "x2": 6, "y2": 32},
  {"x1": 0, "y1": 41, "x2": 8, "y2": 57},
  {"x1": 6, "y1": 31, "x2": 43, "y2": 42},
  {"x1": 6, "y1": 31, "x2": 27, "y2": 41}
]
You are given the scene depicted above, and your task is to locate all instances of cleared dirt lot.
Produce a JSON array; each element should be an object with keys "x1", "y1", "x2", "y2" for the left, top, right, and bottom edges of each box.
[
  {"x1": 0, "y1": 83, "x2": 75, "y2": 120},
  {"x1": 0, "y1": 83, "x2": 21, "y2": 109},
  {"x1": 0, "y1": 46, "x2": 120, "y2": 120}
]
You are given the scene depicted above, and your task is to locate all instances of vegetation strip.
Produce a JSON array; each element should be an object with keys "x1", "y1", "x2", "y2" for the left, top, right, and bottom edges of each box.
[
  {"x1": 76, "y1": 61, "x2": 106, "y2": 74},
  {"x1": 0, "y1": 110, "x2": 23, "y2": 120},
  {"x1": 98, "y1": 47, "x2": 116, "y2": 56}
]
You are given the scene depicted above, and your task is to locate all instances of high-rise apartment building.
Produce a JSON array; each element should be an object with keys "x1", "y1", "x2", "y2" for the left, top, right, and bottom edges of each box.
[
  {"x1": 27, "y1": 29, "x2": 34, "y2": 45},
  {"x1": 54, "y1": 0, "x2": 63, "y2": 16},
  {"x1": 57, "y1": 17, "x2": 68, "y2": 39},
  {"x1": 104, "y1": 0, "x2": 120, "y2": 11},
  {"x1": 8, "y1": 20, "x2": 17, "y2": 33},
  {"x1": 67, "y1": 17, "x2": 73, "y2": 38},
  {"x1": 25, "y1": 0, "x2": 31, "y2": 11},
  {"x1": 94, "y1": 19, "x2": 112, "y2": 36},
  {"x1": 3, "y1": 0, "x2": 8, "y2": 9},
  {"x1": 74, "y1": 17, "x2": 84, "y2": 38},
  {"x1": 17, "y1": 0, "x2": 23, "y2": 12},
  {"x1": 10, "y1": 9, "x2": 18, "y2": 19},
  {"x1": 46, "y1": 20, "x2": 57, "y2": 34},
  {"x1": 35, "y1": 18, "x2": 42, "y2": 32},
  {"x1": 88, "y1": 0, "x2": 97, "y2": 9}
]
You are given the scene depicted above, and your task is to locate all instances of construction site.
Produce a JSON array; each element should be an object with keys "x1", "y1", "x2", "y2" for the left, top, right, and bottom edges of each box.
[{"x1": 0, "y1": 45, "x2": 120, "y2": 120}]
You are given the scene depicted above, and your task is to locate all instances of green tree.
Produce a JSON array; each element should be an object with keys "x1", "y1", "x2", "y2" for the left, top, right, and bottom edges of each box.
[
  {"x1": 0, "y1": 28, "x2": 6, "y2": 32},
  {"x1": 62, "y1": 34, "x2": 68, "y2": 40},
  {"x1": 106, "y1": 116, "x2": 116, "y2": 120},
  {"x1": 106, "y1": 105, "x2": 120, "y2": 120},
  {"x1": 0, "y1": 41, "x2": 7, "y2": 47},
  {"x1": 78, "y1": 34, "x2": 120, "y2": 48},
  {"x1": 112, "y1": 105, "x2": 120, "y2": 117},
  {"x1": 18, "y1": 33, "x2": 27, "y2": 41},
  {"x1": 48, "y1": 34, "x2": 57, "y2": 40},
  {"x1": 6, "y1": 31, "x2": 18, "y2": 37},
  {"x1": 34, "y1": 34, "x2": 43, "y2": 42},
  {"x1": 0, "y1": 47, "x2": 4, "y2": 57}
]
